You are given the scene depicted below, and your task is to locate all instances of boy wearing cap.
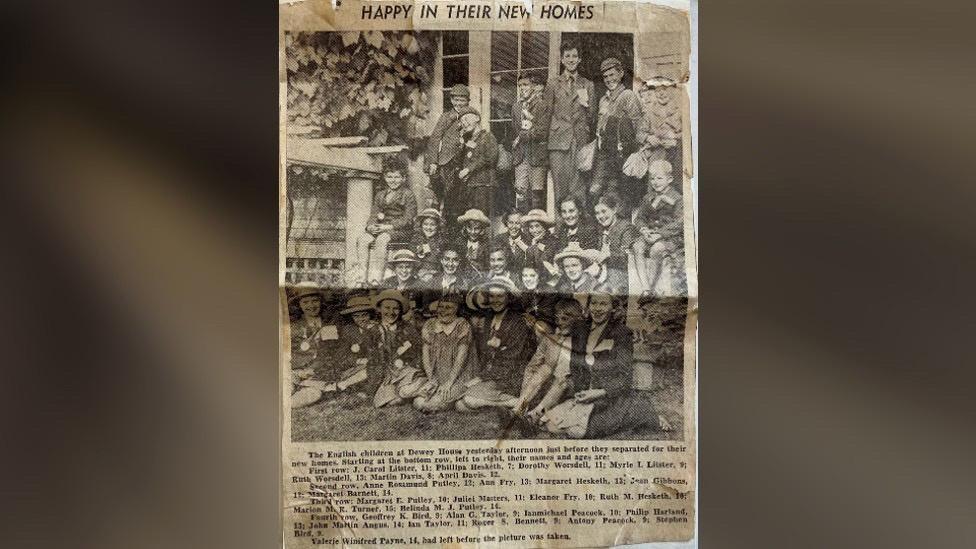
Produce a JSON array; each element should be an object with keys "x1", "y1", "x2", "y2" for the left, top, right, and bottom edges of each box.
[
  {"x1": 632, "y1": 160, "x2": 683, "y2": 296},
  {"x1": 511, "y1": 73, "x2": 549, "y2": 212},
  {"x1": 353, "y1": 156, "x2": 417, "y2": 286},
  {"x1": 535, "y1": 39, "x2": 597, "y2": 207},
  {"x1": 425, "y1": 84, "x2": 470, "y2": 208},
  {"x1": 591, "y1": 57, "x2": 642, "y2": 209},
  {"x1": 457, "y1": 107, "x2": 498, "y2": 219}
]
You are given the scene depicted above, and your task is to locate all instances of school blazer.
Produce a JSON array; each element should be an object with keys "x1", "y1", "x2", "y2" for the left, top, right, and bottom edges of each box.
[
  {"x1": 476, "y1": 309, "x2": 536, "y2": 386},
  {"x1": 491, "y1": 232, "x2": 529, "y2": 268},
  {"x1": 461, "y1": 130, "x2": 499, "y2": 189},
  {"x1": 511, "y1": 96, "x2": 548, "y2": 167},
  {"x1": 555, "y1": 219, "x2": 601, "y2": 251},
  {"x1": 535, "y1": 72, "x2": 597, "y2": 151},
  {"x1": 634, "y1": 186, "x2": 683, "y2": 240},
  {"x1": 599, "y1": 220, "x2": 639, "y2": 271},
  {"x1": 425, "y1": 109, "x2": 463, "y2": 168}
]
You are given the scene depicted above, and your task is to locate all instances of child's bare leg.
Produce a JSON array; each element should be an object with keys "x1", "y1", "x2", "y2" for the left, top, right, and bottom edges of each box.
[
  {"x1": 367, "y1": 232, "x2": 391, "y2": 283},
  {"x1": 631, "y1": 240, "x2": 649, "y2": 292},
  {"x1": 355, "y1": 232, "x2": 374, "y2": 282},
  {"x1": 646, "y1": 240, "x2": 668, "y2": 293}
]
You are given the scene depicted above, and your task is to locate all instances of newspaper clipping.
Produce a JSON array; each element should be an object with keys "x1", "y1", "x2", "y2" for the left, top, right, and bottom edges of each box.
[{"x1": 280, "y1": 1, "x2": 697, "y2": 546}]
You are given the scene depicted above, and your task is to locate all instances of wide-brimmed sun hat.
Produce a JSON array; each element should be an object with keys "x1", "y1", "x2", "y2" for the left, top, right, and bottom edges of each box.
[
  {"x1": 373, "y1": 289, "x2": 410, "y2": 313},
  {"x1": 340, "y1": 295, "x2": 374, "y2": 315},
  {"x1": 553, "y1": 243, "x2": 600, "y2": 266},
  {"x1": 288, "y1": 282, "x2": 322, "y2": 304},
  {"x1": 387, "y1": 249, "x2": 419, "y2": 265},
  {"x1": 520, "y1": 209, "x2": 554, "y2": 226},
  {"x1": 466, "y1": 275, "x2": 519, "y2": 311},
  {"x1": 457, "y1": 208, "x2": 490, "y2": 225}
]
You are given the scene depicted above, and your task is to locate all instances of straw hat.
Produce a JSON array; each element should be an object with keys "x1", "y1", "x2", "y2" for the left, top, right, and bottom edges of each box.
[
  {"x1": 387, "y1": 249, "x2": 419, "y2": 265},
  {"x1": 288, "y1": 282, "x2": 322, "y2": 304},
  {"x1": 339, "y1": 295, "x2": 373, "y2": 315},
  {"x1": 457, "y1": 208, "x2": 490, "y2": 225},
  {"x1": 520, "y1": 209, "x2": 554, "y2": 226},
  {"x1": 373, "y1": 289, "x2": 410, "y2": 313},
  {"x1": 466, "y1": 275, "x2": 519, "y2": 311},
  {"x1": 554, "y1": 243, "x2": 600, "y2": 266}
]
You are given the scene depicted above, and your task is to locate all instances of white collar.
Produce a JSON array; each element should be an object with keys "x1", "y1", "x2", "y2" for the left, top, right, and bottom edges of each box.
[{"x1": 432, "y1": 318, "x2": 462, "y2": 335}]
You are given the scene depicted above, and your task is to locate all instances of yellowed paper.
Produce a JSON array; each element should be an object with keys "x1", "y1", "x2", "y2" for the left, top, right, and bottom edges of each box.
[{"x1": 280, "y1": 1, "x2": 697, "y2": 546}]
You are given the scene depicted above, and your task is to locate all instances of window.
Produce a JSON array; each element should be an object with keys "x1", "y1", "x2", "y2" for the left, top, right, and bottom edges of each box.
[
  {"x1": 441, "y1": 31, "x2": 469, "y2": 108},
  {"x1": 488, "y1": 32, "x2": 550, "y2": 147},
  {"x1": 285, "y1": 168, "x2": 347, "y2": 284}
]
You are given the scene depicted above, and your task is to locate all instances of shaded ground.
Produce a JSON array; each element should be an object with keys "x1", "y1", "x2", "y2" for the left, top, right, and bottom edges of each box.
[{"x1": 292, "y1": 366, "x2": 684, "y2": 442}]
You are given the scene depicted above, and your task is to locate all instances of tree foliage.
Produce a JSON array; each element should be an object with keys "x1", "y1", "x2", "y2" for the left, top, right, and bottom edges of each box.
[{"x1": 285, "y1": 31, "x2": 437, "y2": 146}]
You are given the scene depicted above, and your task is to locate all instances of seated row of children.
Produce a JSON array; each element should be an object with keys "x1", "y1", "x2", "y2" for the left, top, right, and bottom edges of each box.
[
  {"x1": 289, "y1": 280, "x2": 672, "y2": 439},
  {"x1": 351, "y1": 154, "x2": 683, "y2": 297}
]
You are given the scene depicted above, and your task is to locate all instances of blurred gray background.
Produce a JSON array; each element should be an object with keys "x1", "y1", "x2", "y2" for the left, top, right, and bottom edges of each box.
[{"x1": 1, "y1": 0, "x2": 974, "y2": 548}]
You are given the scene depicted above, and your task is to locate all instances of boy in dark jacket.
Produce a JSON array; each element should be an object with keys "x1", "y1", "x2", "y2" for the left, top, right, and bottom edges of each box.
[
  {"x1": 512, "y1": 73, "x2": 549, "y2": 212},
  {"x1": 457, "y1": 107, "x2": 499, "y2": 220}
]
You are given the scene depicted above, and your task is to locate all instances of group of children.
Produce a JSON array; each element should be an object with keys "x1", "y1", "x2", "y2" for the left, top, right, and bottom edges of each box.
[
  {"x1": 290, "y1": 279, "x2": 672, "y2": 439},
  {"x1": 295, "y1": 38, "x2": 687, "y2": 437},
  {"x1": 350, "y1": 152, "x2": 683, "y2": 298}
]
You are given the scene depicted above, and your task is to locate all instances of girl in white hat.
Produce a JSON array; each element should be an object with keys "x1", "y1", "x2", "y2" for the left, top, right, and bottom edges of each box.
[{"x1": 365, "y1": 289, "x2": 432, "y2": 408}]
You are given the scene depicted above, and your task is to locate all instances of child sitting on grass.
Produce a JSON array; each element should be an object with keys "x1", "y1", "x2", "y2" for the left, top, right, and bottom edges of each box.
[{"x1": 413, "y1": 291, "x2": 476, "y2": 412}]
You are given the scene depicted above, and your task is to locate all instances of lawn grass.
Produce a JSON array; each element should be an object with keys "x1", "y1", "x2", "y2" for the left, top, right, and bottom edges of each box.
[{"x1": 291, "y1": 366, "x2": 684, "y2": 442}]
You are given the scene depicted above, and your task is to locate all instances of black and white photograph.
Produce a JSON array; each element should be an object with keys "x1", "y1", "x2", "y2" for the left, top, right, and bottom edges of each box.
[{"x1": 282, "y1": 28, "x2": 692, "y2": 441}]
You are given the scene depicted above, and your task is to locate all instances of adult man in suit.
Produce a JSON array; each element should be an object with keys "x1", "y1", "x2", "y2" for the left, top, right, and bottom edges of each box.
[
  {"x1": 425, "y1": 84, "x2": 470, "y2": 208},
  {"x1": 534, "y1": 40, "x2": 597, "y2": 207}
]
